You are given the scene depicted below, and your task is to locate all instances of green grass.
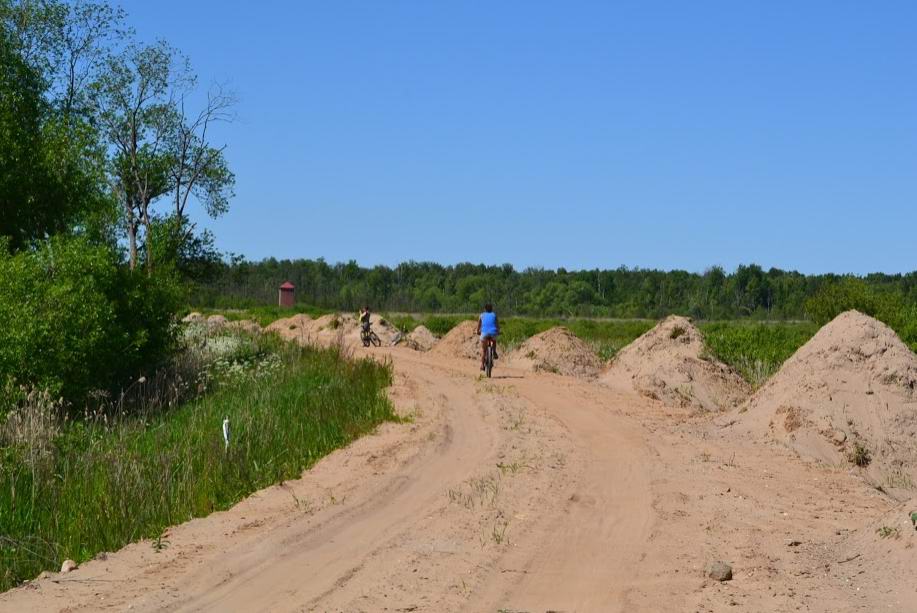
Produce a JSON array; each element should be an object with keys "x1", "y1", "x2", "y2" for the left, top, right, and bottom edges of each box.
[
  {"x1": 699, "y1": 321, "x2": 818, "y2": 387},
  {"x1": 0, "y1": 332, "x2": 395, "y2": 591}
]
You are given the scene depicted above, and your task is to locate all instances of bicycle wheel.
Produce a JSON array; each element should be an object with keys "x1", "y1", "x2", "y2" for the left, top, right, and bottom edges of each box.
[
  {"x1": 361, "y1": 331, "x2": 371, "y2": 347},
  {"x1": 485, "y1": 345, "x2": 493, "y2": 378},
  {"x1": 370, "y1": 331, "x2": 382, "y2": 347}
]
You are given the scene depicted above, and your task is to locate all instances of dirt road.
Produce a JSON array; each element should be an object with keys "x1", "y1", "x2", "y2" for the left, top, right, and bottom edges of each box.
[{"x1": 2, "y1": 347, "x2": 913, "y2": 612}]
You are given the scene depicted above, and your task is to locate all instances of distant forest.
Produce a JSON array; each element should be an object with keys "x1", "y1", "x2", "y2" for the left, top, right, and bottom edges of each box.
[{"x1": 192, "y1": 259, "x2": 917, "y2": 320}]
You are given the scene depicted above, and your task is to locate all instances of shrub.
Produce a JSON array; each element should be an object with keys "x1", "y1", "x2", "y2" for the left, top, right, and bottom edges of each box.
[{"x1": 0, "y1": 237, "x2": 182, "y2": 412}]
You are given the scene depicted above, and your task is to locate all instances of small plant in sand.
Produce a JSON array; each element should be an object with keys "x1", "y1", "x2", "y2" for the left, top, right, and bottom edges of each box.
[
  {"x1": 669, "y1": 325, "x2": 687, "y2": 340},
  {"x1": 876, "y1": 526, "x2": 899, "y2": 539},
  {"x1": 849, "y1": 442, "x2": 872, "y2": 467}
]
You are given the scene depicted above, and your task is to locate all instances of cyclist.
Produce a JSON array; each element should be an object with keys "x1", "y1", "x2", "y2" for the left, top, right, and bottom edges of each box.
[
  {"x1": 476, "y1": 303, "x2": 499, "y2": 371},
  {"x1": 359, "y1": 305, "x2": 372, "y2": 334}
]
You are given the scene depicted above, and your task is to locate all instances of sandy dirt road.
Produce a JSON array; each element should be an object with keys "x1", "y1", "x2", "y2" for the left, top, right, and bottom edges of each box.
[{"x1": 2, "y1": 347, "x2": 914, "y2": 612}]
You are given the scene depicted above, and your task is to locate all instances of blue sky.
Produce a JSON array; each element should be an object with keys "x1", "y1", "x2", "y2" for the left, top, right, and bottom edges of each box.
[{"x1": 123, "y1": 1, "x2": 917, "y2": 274}]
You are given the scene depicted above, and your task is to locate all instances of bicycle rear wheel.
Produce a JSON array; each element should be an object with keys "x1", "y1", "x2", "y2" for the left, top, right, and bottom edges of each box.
[
  {"x1": 370, "y1": 331, "x2": 382, "y2": 347},
  {"x1": 485, "y1": 345, "x2": 493, "y2": 378}
]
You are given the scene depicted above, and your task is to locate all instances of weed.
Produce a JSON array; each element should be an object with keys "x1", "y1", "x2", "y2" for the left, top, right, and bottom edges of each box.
[
  {"x1": 877, "y1": 526, "x2": 900, "y2": 539},
  {"x1": 152, "y1": 533, "x2": 169, "y2": 553},
  {"x1": 850, "y1": 442, "x2": 872, "y2": 467}
]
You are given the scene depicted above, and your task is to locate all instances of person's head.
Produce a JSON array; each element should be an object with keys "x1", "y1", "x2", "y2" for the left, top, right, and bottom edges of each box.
[
  {"x1": 484, "y1": 303, "x2": 493, "y2": 313},
  {"x1": 363, "y1": 305, "x2": 370, "y2": 311}
]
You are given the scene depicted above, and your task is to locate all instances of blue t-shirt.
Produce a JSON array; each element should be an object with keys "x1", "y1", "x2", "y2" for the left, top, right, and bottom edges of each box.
[{"x1": 480, "y1": 312, "x2": 498, "y2": 336}]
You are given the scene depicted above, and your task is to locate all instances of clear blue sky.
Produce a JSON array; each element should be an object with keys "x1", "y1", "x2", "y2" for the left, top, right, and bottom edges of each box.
[{"x1": 123, "y1": 0, "x2": 917, "y2": 274}]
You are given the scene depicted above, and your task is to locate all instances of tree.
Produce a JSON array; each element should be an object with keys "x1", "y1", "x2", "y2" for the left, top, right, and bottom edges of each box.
[
  {"x1": 168, "y1": 84, "x2": 235, "y2": 237},
  {"x1": 90, "y1": 40, "x2": 185, "y2": 270}
]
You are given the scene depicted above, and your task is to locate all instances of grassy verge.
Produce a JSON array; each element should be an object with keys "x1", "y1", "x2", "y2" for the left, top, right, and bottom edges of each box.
[
  {"x1": 0, "y1": 329, "x2": 395, "y2": 591},
  {"x1": 699, "y1": 321, "x2": 818, "y2": 387}
]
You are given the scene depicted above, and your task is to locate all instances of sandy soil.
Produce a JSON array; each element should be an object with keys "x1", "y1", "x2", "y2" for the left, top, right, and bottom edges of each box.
[
  {"x1": 731, "y1": 310, "x2": 917, "y2": 497},
  {"x1": 601, "y1": 315, "x2": 750, "y2": 413},
  {"x1": 505, "y1": 326, "x2": 601, "y2": 378},
  {"x1": 3, "y1": 337, "x2": 916, "y2": 612}
]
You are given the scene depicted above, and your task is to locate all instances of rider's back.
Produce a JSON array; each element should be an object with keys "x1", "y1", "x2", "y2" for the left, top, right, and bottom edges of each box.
[{"x1": 480, "y1": 311, "x2": 498, "y2": 336}]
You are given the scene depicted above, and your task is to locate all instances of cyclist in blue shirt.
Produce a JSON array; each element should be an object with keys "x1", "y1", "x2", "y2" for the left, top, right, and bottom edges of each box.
[{"x1": 475, "y1": 303, "x2": 500, "y2": 371}]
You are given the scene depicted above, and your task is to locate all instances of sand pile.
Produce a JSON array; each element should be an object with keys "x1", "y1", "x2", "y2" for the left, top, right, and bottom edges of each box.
[
  {"x1": 227, "y1": 319, "x2": 262, "y2": 334},
  {"x1": 430, "y1": 320, "x2": 480, "y2": 360},
  {"x1": 182, "y1": 312, "x2": 204, "y2": 324},
  {"x1": 506, "y1": 327, "x2": 601, "y2": 378},
  {"x1": 735, "y1": 311, "x2": 917, "y2": 485},
  {"x1": 206, "y1": 314, "x2": 229, "y2": 328},
  {"x1": 404, "y1": 325, "x2": 438, "y2": 352},
  {"x1": 265, "y1": 313, "x2": 400, "y2": 347},
  {"x1": 265, "y1": 314, "x2": 313, "y2": 342},
  {"x1": 840, "y1": 497, "x2": 917, "y2": 573},
  {"x1": 601, "y1": 315, "x2": 750, "y2": 412}
]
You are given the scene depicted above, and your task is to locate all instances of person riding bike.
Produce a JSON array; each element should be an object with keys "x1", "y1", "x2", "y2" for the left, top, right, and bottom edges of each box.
[
  {"x1": 359, "y1": 305, "x2": 372, "y2": 333},
  {"x1": 476, "y1": 303, "x2": 499, "y2": 371}
]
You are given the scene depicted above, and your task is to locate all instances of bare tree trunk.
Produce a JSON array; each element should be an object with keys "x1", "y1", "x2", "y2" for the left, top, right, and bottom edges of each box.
[{"x1": 128, "y1": 220, "x2": 138, "y2": 271}]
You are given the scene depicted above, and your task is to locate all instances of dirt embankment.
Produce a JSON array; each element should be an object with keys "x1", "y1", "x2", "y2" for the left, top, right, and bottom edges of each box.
[
  {"x1": 601, "y1": 315, "x2": 750, "y2": 412},
  {"x1": 265, "y1": 313, "x2": 401, "y2": 348},
  {"x1": 733, "y1": 310, "x2": 917, "y2": 490},
  {"x1": 506, "y1": 326, "x2": 601, "y2": 378},
  {"x1": 429, "y1": 320, "x2": 479, "y2": 360}
]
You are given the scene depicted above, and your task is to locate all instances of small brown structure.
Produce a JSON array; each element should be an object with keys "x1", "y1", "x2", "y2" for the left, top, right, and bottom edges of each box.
[{"x1": 278, "y1": 281, "x2": 295, "y2": 307}]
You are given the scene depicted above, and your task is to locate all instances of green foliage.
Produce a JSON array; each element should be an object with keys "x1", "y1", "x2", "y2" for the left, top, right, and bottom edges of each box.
[
  {"x1": 0, "y1": 330, "x2": 395, "y2": 590},
  {"x1": 0, "y1": 28, "x2": 107, "y2": 251},
  {"x1": 805, "y1": 279, "x2": 917, "y2": 350},
  {"x1": 0, "y1": 237, "x2": 182, "y2": 409},
  {"x1": 424, "y1": 315, "x2": 471, "y2": 337},
  {"x1": 700, "y1": 321, "x2": 818, "y2": 387}
]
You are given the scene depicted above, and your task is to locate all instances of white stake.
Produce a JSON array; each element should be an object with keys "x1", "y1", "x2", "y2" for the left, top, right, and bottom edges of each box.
[{"x1": 222, "y1": 417, "x2": 230, "y2": 452}]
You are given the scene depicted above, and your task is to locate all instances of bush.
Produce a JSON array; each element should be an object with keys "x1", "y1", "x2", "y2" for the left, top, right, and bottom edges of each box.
[{"x1": 0, "y1": 237, "x2": 182, "y2": 411}]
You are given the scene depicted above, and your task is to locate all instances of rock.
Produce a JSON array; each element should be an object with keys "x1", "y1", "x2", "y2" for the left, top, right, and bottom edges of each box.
[
  {"x1": 60, "y1": 559, "x2": 78, "y2": 573},
  {"x1": 706, "y1": 560, "x2": 732, "y2": 581},
  {"x1": 831, "y1": 429, "x2": 847, "y2": 445}
]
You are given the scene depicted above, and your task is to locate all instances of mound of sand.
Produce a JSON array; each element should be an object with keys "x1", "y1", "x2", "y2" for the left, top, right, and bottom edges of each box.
[
  {"x1": 227, "y1": 319, "x2": 262, "y2": 334},
  {"x1": 430, "y1": 320, "x2": 480, "y2": 360},
  {"x1": 182, "y1": 312, "x2": 204, "y2": 323},
  {"x1": 404, "y1": 325, "x2": 438, "y2": 352},
  {"x1": 601, "y1": 315, "x2": 750, "y2": 412},
  {"x1": 265, "y1": 314, "x2": 313, "y2": 341},
  {"x1": 735, "y1": 311, "x2": 917, "y2": 486},
  {"x1": 506, "y1": 327, "x2": 601, "y2": 378},
  {"x1": 264, "y1": 313, "x2": 401, "y2": 347},
  {"x1": 206, "y1": 314, "x2": 229, "y2": 328}
]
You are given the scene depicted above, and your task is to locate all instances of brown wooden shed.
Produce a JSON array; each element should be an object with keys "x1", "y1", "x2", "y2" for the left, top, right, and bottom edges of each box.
[{"x1": 278, "y1": 281, "x2": 295, "y2": 307}]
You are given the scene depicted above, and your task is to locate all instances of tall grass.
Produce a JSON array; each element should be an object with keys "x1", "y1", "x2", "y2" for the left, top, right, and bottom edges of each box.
[
  {"x1": 0, "y1": 328, "x2": 395, "y2": 591},
  {"x1": 700, "y1": 321, "x2": 818, "y2": 387}
]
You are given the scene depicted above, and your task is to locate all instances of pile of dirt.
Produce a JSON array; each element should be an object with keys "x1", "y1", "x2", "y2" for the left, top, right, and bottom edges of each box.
[
  {"x1": 206, "y1": 314, "x2": 229, "y2": 328},
  {"x1": 265, "y1": 314, "x2": 313, "y2": 342},
  {"x1": 840, "y1": 497, "x2": 917, "y2": 576},
  {"x1": 734, "y1": 310, "x2": 917, "y2": 487},
  {"x1": 182, "y1": 312, "x2": 204, "y2": 324},
  {"x1": 404, "y1": 325, "x2": 438, "y2": 352},
  {"x1": 264, "y1": 313, "x2": 401, "y2": 347},
  {"x1": 430, "y1": 320, "x2": 480, "y2": 360},
  {"x1": 227, "y1": 319, "x2": 262, "y2": 334},
  {"x1": 506, "y1": 327, "x2": 601, "y2": 378},
  {"x1": 600, "y1": 315, "x2": 750, "y2": 412}
]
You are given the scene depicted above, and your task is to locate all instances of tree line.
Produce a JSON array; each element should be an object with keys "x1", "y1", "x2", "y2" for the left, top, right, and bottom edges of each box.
[{"x1": 193, "y1": 259, "x2": 917, "y2": 320}]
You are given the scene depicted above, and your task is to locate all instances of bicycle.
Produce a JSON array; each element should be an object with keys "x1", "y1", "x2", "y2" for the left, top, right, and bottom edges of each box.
[
  {"x1": 361, "y1": 326, "x2": 382, "y2": 347},
  {"x1": 482, "y1": 337, "x2": 496, "y2": 378}
]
